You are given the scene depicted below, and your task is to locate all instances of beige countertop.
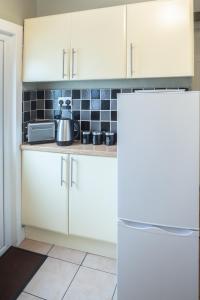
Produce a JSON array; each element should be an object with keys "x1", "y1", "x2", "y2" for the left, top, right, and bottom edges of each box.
[{"x1": 21, "y1": 142, "x2": 117, "y2": 158}]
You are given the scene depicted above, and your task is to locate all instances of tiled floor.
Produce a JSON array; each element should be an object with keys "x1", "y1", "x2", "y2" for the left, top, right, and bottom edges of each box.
[{"x1": 17, "y1": 239, "x2": 117, "y2": 300}]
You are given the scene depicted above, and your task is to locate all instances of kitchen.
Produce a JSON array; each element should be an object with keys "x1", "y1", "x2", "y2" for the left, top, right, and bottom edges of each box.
[{"x1": 0, "y1": 0, "x2": 199, "y2": 299}]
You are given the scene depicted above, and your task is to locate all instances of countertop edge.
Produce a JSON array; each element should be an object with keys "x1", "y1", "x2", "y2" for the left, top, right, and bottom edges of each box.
[{"x1": 20, "y1": 143, "x2": 117, "y2": 158}]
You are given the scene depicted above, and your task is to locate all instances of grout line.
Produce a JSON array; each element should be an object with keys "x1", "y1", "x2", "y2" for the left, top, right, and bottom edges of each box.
[
  {"x1": 61, "y1": 264, "x2": 82, "y2": 300},
  {"x1": 80, "y1": 252, "x2": 88, "y2": 266},
  {"x1": 111, "y1": 284, "x2": 117, "y2": 300},
  {"x1": 81, "y1": 265, "x2": 117, "y2": 276},
  {"x1": 47, "y1": 255, "x2": 81, "y2": 267},
  {"x1": 23, "y1": 291, "x2": 47, "y2": 300},
  {"x1": 46, "y1": 244, "x2": 54, "y2": 255}
]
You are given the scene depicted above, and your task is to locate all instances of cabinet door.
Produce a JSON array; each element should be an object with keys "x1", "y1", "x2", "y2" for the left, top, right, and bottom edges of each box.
[
  {"x1": 70, "y1": 6, "x2": 126, "y2": 80},
  {"x1": 23, "y1": 14, "x2": 70, "y2": 82},
  {"x1": 22, "y1": 151, "x2": 69, "y2": 234},
  {"x1": 127, "y1": 0, "x2": 194, "y2": 78},
  {"x1": 69, "y1": 155, "x2": 117, "y2": 243}
]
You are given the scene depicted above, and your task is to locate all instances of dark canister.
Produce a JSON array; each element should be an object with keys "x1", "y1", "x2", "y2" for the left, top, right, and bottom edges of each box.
[
  {"x1": 92, "y1": 131, "x2": 102, "y2": 145},
  {"x1": 81, "y1": 131, "x2": 91, "y2": 144},
  {"x1": 105, "y1": 132, "x2": 115, "y2": 146}
]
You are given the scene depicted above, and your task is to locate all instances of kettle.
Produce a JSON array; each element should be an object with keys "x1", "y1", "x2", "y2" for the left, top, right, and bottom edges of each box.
[{"x1": 56, "y1": 118, "x2": 80, "y2": 146}]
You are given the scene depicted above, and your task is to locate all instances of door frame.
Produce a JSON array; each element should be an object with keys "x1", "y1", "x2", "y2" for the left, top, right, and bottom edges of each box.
[{"x1": 0, "y1": 19, "x2": 23, "y2": 255}]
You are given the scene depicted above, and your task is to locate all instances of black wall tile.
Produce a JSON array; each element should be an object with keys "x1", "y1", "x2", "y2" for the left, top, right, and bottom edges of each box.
[
  {"x1": 37, "y1": 90, "x2": 45, "y2": 99},
  {"x1": 31, "y1": 101, "x2": 36, "y2": 110},
  {"x1": 37, "y1": 110, "x2": 44, "y2": 119},
  {"x1": 111, "y1": 111, "x2": 117, "y2": 121},
  {"x1": 73, "y1": 111, "x2": 80, "y2": 121},
  {"x1": 45, "y1": 100, "x2": 53, "y2": 109},
  {"x1": 72, "y1": 89, "x2": 81, "y2": 99},
  {"x1": 111, "y1": 89, "x2": 121, "y2": 99},
  {"x1": 91, "y1": 111, "x2": 100, "y2": 121},
  {"x1": 81, "y1": 121, "x2": 90, "y2": 131},
  {"x1": 24, "y1": 91, "x2": 31, "y2": 101},
  {"x1": 81, "y1": 100, "x2": 90, "y2": 110},
  {"x1": 23, "y1": 112, "x2": 30, "y2": 122},
  {"x1": 101, "y1": 100, "x2": 110, "y2": 110},
  {"x1": 101, "y1": 122, "x2": 110, "y2": 132}
]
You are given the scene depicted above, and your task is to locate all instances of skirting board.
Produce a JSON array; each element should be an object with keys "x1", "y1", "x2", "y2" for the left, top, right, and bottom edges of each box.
[{"x1": 24, "y1": 226, "x2": 117, "y2": 259}]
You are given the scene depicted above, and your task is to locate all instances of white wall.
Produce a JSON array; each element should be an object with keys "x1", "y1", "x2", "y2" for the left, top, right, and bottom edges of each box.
[
  {"x1": 36, "y1": 0, "x2": 200, "y2": 17},
  {"x1": 0, "y1": 0, "x2": 36, "y2": 25}
]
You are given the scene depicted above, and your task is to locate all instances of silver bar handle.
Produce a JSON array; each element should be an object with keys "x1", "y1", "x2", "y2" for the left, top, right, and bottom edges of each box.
[
  {"x1": 72, "y1": 48, "x2": 76, "y2": 78},
  {"x1": 61, "y1": 156, "x2": 65, "y2": 186},
  {"x1": 130, "y1": 43, "x2": 133, "y2": 76},
  {"x1": 130, "y1": 43, "x2": 133, "y2": 77},
  {"x1": 70, "y1": 157, "x2": 76, "y2": 187},
  {"x1": 62, "y1": 49, "x2": 67, "y2": 78}
]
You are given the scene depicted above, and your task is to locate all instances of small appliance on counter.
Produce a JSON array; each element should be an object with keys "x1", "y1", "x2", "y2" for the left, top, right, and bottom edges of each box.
[
  {"x1": 92, "y1": 131, "x2": 103, "y2": 145},
  {"x1": 105, "y1": 132, "x2": 115, "y2": 146},
  {"x1": 81, "y1": 131, "x2": 91, "y2": 144},
  {"x1": 81, "y1": 130, "x2": 117, "y2": 146},
  {"x1": 56, "y1": 118, "x2": 80, "y2": 146},
  {"x1": 27, "y1": 120, "x2": 56, "y2": 144},
  {"x1": 56, "y1": 99, "x2": 80, "y2": 146}
]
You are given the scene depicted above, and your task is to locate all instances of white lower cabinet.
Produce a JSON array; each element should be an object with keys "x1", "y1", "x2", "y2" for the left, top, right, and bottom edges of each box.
[
  {"x1": 69, "y1": 155, "x2": 117, "y2": 243},
  {"x1": 22, "y1": 151, "x2": 69, "y2": 234},
  {"x1": 22, "y1": 151, "x2": 117, "y2": 243}
]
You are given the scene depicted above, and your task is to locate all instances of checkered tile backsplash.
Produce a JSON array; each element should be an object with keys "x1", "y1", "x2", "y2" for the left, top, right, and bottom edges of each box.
[{"x1": 22, "y1": 87, "x2": 186, "y2": 142}]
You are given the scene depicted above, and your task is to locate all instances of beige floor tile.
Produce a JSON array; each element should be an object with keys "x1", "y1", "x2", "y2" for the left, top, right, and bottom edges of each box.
[
  {"x1": 82, "y1": 253, "x2": 116, "y2": 274},
  {"x1": 24, "y1": 257, "x2": 79, "y2": 300},
  {"x1": 19, "y1": 239, "x2": 52, "y2": 255},
  {"x1": 48, "y1": 245, "x2": 86, "y2": 265},
  {"x1": 17, "y1": 292, "x2": 40, "y2": 300},
  {"x1": 63, "y1": 266, "x2": 116, "y2": 300}
]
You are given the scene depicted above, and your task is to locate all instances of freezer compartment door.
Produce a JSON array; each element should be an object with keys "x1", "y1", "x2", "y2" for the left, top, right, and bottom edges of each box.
[
  {"x1": 118, "y1": 220, "x2": 199, "y2": 300},
  {"x1": 118, "y1": 92, "x2": 199, "y2": 229}
]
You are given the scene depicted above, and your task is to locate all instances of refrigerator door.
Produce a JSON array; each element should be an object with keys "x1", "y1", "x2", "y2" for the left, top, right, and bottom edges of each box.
[
  {"x1": 118, "y1": 220, "x2": 199, "y2": 300},
  {"x1": 118, "y1": 92, "x2": 199, "y2": 229}
]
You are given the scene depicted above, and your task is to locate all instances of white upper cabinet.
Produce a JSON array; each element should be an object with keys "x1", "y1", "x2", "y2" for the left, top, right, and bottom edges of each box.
[
  {"x1": 127, "y1": 0, "x2": 194, "y2": 78},
  {"x1": 23, "y1": 14, "x2": 70, "y2": 82},
  {"x1": 23, "y1": 0, "x2": 194, "y2": 81},
  {"x1": 70, "y1": 6, "x2": 126, "y2": 80}
]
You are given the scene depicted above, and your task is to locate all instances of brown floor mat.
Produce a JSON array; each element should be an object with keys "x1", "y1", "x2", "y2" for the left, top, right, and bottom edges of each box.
[{"x1": 0, "y1": 246, "x2": 47, "y2": 300}]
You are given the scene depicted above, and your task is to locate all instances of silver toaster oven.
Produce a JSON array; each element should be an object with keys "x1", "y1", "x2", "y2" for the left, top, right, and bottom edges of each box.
[{"x1": 27, "y1": 121, "x2": 56, "y2": 144}]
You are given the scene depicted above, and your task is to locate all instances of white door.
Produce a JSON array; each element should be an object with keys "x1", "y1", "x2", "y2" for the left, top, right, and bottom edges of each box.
[
  {"x1": 118, "y1": 92, "x2": 199, "y2": 229},
  {"x1": 0, "y1": 41, "x2": 4, "y2": 251},
  {"x1": 69, "y1": 155, "x2": 117, "y2": 243},
  {"x1": 23, "y1": 14, "x2": 70, "y2": 82},
  {"x1": 22, "y1": 151, "x2": 69, "y2": 234},
  {"x1": 70, "y1": 6, "x2": 126, "y2": 80},
  {"x1": 118, "y1": 221, "x2": 198, "y2": 300},
  {"x1": 127, "y1": 0, "x2": 194, "y2": 78}
]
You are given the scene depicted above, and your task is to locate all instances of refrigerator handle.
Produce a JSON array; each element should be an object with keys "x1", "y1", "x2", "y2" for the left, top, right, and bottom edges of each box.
[{"x1": 120, "y1": 219, "x2": 196, "y2": 237}]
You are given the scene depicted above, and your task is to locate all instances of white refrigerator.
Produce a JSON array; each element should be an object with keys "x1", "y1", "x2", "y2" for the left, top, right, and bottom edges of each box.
[{"x1": 118, "y1": 91, "x2": 199, "y2": 300}]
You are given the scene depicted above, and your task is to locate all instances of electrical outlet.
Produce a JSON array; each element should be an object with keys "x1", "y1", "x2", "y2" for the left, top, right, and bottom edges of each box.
[{"x1": 58, "y1": 97, "x2": 72, "y2": 106}]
